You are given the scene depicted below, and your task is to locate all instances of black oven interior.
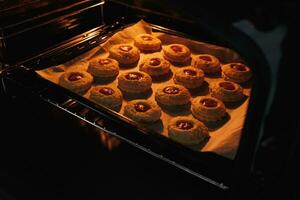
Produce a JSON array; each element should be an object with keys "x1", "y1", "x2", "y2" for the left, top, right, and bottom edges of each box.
[{"x1": 2, "y1": 1, "x2": 296, "y2": 200}]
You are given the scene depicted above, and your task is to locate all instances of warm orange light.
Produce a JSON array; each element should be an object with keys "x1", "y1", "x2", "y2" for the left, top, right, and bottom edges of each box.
[{"x1": 99, "y1": 130, "x2": 121, "y2": 151}]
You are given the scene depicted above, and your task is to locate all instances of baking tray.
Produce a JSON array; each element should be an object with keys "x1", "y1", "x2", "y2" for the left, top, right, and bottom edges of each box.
[{"x1": 36, "y1": 20, "x2": 252, "y2": 160}]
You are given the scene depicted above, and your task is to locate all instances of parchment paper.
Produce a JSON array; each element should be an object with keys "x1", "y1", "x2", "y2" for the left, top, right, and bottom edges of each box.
[{"x1": 36, "y1": 20, "x2": 251, "y2": 160}]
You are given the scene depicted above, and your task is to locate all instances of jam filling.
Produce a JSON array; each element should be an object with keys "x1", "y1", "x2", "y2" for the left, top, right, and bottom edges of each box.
[
  {"x1": 176, "y1": 121, "x2": 194, "y2": 130},
  {"x1": 125, "y1": 72, "x2": 143, "y2": 80},
  {"x1": 199, "y1": 55, "x2": 212, "y2": 62},
  {"x1": 163, "y1": 86, "x2": 180, "y2": 94},
  {"x1": 201, "y1": 98, "x2": 218, "y2": 108},
  {"x1": 171, "y1": 45, "x2": 183, "y2": 53},
  {"x1": 119, "y1": 45, "x2": 133, "y2": 52},
  {"x1": 134, "y1": 103, "x2": 150, "y2": 112},
  {"x1": 149, "y1": 58, "x2": 161, "y2": 66},
  {"x1": 141, "y1": 35, "x2": 153, "y2": 41},
  {"x1": 99, "y1": 59, "x2": 111, "y2": 65},
  {"x1": 184, "y1": 69, "x2": 197, "y2": 76},
  {"x1": 68, "y1": 73, "x2": 83, "y2": 81},
  {"x1": 231, "y1": 63, "x2": 247, "y2": 71},
  {"x1": 219, "y1": 82, "x2": 235, "y2": 91},
  {"x1": 99, "y1": 87, "x2": 114, "y2": 95}
]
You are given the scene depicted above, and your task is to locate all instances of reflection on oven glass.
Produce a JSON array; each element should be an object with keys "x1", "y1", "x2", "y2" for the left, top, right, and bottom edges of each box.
[{"x1": 99, "y1": 130, "x2": 121, "y2": 151}]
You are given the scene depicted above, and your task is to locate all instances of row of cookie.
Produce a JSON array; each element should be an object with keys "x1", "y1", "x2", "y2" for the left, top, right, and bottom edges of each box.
[
  {"x1": 88, "y1": 81, "x2": 232, "y2": 125},
  {"x1": 108, "y1": 33, "x2": 162, "y2": 66},
  {"x1": 59, "y1": 68, "x2": 245, "y2": 108},
  {"x1": 88, "y1": 55, "x2": 251, "y2": 90},
  {"x1": 124, "y1": 99, "x2": 209, "y2": 146},
  {"x1": 126, "y1": 33, "x2": 206, "y2": 68}
]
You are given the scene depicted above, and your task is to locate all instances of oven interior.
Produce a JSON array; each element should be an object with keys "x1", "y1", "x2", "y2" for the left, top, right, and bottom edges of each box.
[{"x1": 0, "y1": 0, "x2": 271, "y2": 197}]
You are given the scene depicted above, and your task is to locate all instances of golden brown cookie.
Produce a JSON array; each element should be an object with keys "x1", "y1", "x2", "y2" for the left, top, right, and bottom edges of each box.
[
  {"x1": 109, "y1": 44, "x2": 140, "y2": 65},
  {"x1": 118, "y1": 71, "x2": 152, "y2": 93},
  {"x1": 88, "y1": 58, "x2": 119, "y2": 78},
  {"x1": 210, "y1": 80, "x2": 244, "y2": 102},
  {"x1": 59, "y1": 70, "x2": 93, "y2": 94},
  {"x1": 139, "y1": 57, "x2": 171, "y2": 77},
  {"x1": 134, "y1": 33, "x2": 162, "y2": 52},
  {"x1": 191, "y1": 96, "x2": 226, "y2": 122},
  {"x1": 163, "y1": 44, "x2": 191, "y2": 63},
  {"x1": 155, "y1": 84, "x2": 191, "y2": 106},
  {"x1": 222, "y1": 63, "x2": 252, "y2": 83},
  {"x1": 168, "y1": 116, "x2": 209, "y2": 145},
  {"x1": 89, "y1": 86, "x2": 123, "y2": 111},
  {"x1": 124, "y1": 99, "x2": 162, "y2": 123},
  {"x1": 173, "y1": 66, "x2": 205, "y2": 89},
  {"x1": 191, "y1": 54, "x2": 221, "y2": 74}
]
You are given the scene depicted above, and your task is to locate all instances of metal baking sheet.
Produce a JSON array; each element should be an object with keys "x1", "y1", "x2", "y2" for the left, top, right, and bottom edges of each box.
[{"x1": 36, "y1": 20, "x2": 252, "y2": 159}]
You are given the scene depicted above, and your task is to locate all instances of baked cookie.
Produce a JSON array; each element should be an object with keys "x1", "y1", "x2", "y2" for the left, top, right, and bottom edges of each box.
[
  {"x1": 222, "y1": 63, "x2": 252, "y2": 83},
  {"x1": 173, "y1": 66, "x2": 205, "y2": 89},
  {"x1": 88, "y1": 58, "x2": 119, "y2": 78},
  {"x1": 89, "y1": 86, "x2": 123, "y2": 111},
  {"x1": 191, "y1": 54, "x2": 221, "y2": 74},
  {"x1": 168, "y1": 116, "x2": 209, "y2": 145},
  {"x1": 109, "y1": 44, "x2": 140, "y2": 65},
  {"x1": 155, "y1": 84, "x2": 191, "y2": 106},
  {"x1": 139, "y1": 57, "x2": 171, "y2": 77},
  {"x1": 191, "y1": 96, "x2": 226, "y2": 122},
  {"x1": 210, "y1": 80, "x2": 244, "y2": 102},
  {"x1": 59, "y1": 70, "x2": 93, "y2": 94},
  {"x1": 124, "y1": 99, "x2": 162, "y2": 123},
  {"x1": 118, "y1": 71, "x2": 152, "y2": 93},
  {"x1": 163, "y1": 44, "x2": 191, "y2": 63},
  {"x1": 134, "y1": 33, "x2": 162, "y2": 52}
]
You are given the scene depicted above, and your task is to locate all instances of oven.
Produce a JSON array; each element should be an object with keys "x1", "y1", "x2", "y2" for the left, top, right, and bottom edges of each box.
[{"x1": 0, "y1": 1, "x2": 285, "y2": 199}]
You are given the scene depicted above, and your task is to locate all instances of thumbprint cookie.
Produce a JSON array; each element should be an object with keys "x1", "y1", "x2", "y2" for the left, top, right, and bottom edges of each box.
[
  {"x1": 89, "y1": 86, "x2": 123, "y2": 111},
  {"x1": 59, "y1": 70, "x2": 93, "y2": 94},
  {"x1": 134, "y1": 33, "x2": 162, "y2": 52},
  {"x1": 88, "y1": 58, "x2": 119, "y2": 78},
  {"x1": 191, "y1": 54, "x2": 221, "y2": 74},
  {"x1": 191, "y1": 96, "x2": 226, "y2": 122},
  {"x1": 222, "y1": 63, "x2": 252, "y2": 83},
  {"x1": 124, "y1": 99, "x2": 162, "y2": 123},
  {"x1": 118, "y1": 71, "x2": 152, "y2": 93},
  {"x1": 109, "y1": 44, "x2": 140, "y2": 65},
  {"x1": 163, "y1": 44, "x2": 191, "y2": 63},
  {"x1": 173, "y1": 66, "x2": 205, "y2": 89},
  {"x1": 155, "y1": 84, "x2": 191, "y2": 106},
  {"x1": 168, "y1": 116, "x2": 209, "y2": 145},
  {"x1": 139, "y1": 57, "x2": 171, "y2": 77},
  {"x1": 210, "y1": 80, "x2": 244, "y2": 102}
]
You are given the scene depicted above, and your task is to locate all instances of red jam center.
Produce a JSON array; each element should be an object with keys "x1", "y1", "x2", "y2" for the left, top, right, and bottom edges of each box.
[
  {"x1": 219, "y1": 82, "x2": 235, "y2": 91},
  {"x1": 125, "y1": 72, "x2": 143, "y2": 80},
  {"x1": 176, "y1": 121, "x2": 194, "y2": 130},
  {"x1": 134, "y1": 103, "x2": 150, "y2": 112},
  {"x1": 99, "y1": 87, "x2": 114, "y2": 95},
  {"x1": 68, "y1": 73, "x2": 83, "y2": 81},
  {"x1": 231, "y1": 64, "x2": 247, "y2": 72},
  {"x1": 163, "y1": 86, "x2": 180, "y2": 94},
  {"x1": 184, "y1": 69, "x2": 197, "y2": 76},
  {"x1": 201, "y1": 98, "x2": 218, "y2": 108},
  {"x1": 199, "y1": 55, "x2": 212, "y2": 62},
  {"x1": 119, "y1": 45, "x2": 132, "y2": 52},
  {"x1": 99, "y1": 59, "x2": 111, "y2": 65},
  {"x1": 171, "y1": 45, "x2": 183, "y2": 53},
  {"x1": 149, "y1": 58, "x2": 161, "y2": 66},
  {"x1": 141, "y1": 35, "x2": 153, "y2": 41}
]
